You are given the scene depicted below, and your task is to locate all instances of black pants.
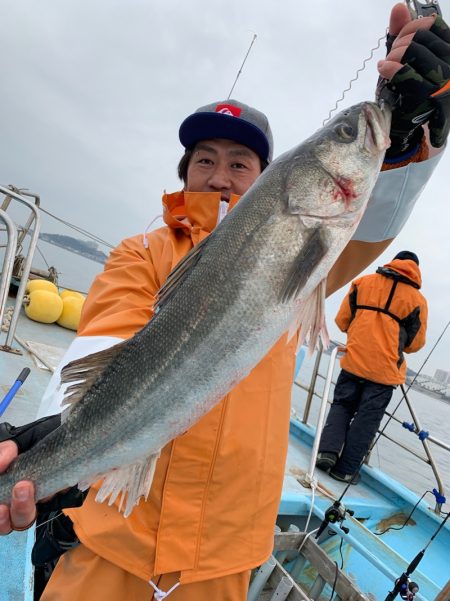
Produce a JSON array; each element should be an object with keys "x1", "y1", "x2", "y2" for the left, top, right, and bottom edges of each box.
[{"x1": 318, "y1": 369, "x2": 395, "y2": 475}]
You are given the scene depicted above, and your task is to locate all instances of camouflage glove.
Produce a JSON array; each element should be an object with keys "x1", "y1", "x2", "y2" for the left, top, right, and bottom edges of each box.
[{"x1": 378, "y1": 15, "x2": 450, "y2": 157}]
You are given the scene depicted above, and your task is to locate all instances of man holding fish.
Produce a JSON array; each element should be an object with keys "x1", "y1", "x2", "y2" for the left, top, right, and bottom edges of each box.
[{"x1": 1, "y1": 4, "x2": 449, "y2": 600}]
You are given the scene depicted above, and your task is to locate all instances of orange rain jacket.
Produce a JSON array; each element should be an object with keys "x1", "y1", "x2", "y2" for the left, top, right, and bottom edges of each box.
[
  {"x1": 336, "y1": 258, "x2": 428, "y2": 385},
  {"x1": 66, "y1": 191, "x2": 298, "y2": 585}
]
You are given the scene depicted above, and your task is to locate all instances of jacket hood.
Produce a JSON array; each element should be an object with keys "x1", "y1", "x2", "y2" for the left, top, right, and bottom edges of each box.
[{"x1": 381, "y1": 258, "x2": 422, "y2": 288}]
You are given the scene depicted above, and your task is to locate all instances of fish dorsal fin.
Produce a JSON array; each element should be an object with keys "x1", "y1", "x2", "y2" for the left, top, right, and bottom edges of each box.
[
  {"x1": 60, "y1": 341, "x2": 127, "y2": 409},
  {"x1": 280, "y1": 227, "x2": 327, "y2": 304},
  {"x1": 288, "y1": 280, "x2": 330, "y2": 354},
  {"x1": 154, "y1": 236, "x2": 210, "y2": 312},
  {"x1": 78, "y1": 451, "x2": 160, "y2": 517}
]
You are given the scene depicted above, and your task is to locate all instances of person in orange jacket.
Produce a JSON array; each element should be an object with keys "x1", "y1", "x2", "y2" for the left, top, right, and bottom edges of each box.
[
  {"x1": 317, "y1": 250, "x2": 428, "y2": 483},
  {"x1": 0, "y1": 5, "x2": 449, "y2": 600}
]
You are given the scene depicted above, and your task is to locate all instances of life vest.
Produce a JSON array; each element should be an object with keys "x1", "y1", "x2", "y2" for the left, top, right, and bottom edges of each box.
[{"x1": 336, "y1": 259, "x2": 427, "y2": 385}]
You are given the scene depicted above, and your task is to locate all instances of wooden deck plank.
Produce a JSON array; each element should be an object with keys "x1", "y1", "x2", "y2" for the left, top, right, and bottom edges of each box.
[{"x1": 274, "y1": 532, "x2": 369, "y2": 601}]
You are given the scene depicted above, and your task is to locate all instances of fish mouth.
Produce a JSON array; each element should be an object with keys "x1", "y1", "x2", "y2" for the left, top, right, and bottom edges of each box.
[{"x1": 363, "y1": 103, "x2": 391, "y2": 153}]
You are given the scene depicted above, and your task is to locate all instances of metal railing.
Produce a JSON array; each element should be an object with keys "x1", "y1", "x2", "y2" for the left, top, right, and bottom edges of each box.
[
  {"x1": 0, "y1": 209, "x2": 18, "y2": 331},
  {"x1": 305, "y1": 345, "x2": 339, "y2": 482},
  {"x1": 0, "y1": 185, "x2": 41, "y2": 352},
  {"x1": 295, "y1": 345, "x2": 448, "y2": 513}
]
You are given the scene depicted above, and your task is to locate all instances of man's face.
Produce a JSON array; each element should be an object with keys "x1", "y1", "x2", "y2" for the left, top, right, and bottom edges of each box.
[{"x1": 185, "y1": 138, "x2": 262, "y2": 200}]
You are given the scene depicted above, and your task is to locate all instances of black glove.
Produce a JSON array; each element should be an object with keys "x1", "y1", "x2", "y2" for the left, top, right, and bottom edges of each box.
[
  {"x1": 32, "y1": 487, "x2": 87, "y2": 567},
  {"x1": 0, "y1": 414, "x2": 87, "y2": 512},
  {"x1": 0, "y1": 414, "x2": 61, "y2": 452},
  {"x1": 0, "y1": 415, "x2": 87, "y2": 571},
  {"x1": 378, "y1": 15, "x2": 450, "y2": 157}
]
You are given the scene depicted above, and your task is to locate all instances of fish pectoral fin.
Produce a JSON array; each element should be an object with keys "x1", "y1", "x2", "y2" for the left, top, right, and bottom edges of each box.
[
  {"x1": 79, "y1": 452, "x2": 160, "y2": 518},
  {"x1": 279, "y1": 227, "x2": 327, "y2": 304},
  {"x1": 155, "y1": 235, "x2": 210, "y2": 311},
  {"x1": 288, "y1": 280, "x2": 330, "y2": 354},
  {"x1": 60, "y1": 341, "x2": 127, "y2": 409}
]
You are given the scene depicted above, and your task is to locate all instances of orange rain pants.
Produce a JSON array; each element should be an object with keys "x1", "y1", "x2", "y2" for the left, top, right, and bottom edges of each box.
[{"x1": 41, "y1": 544, "x2": 251, "y2": 601}]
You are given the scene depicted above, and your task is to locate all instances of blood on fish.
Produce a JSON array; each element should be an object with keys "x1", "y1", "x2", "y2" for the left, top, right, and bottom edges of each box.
[{"x1": 334, "y1": 177, "x2": 357, "y2": 208}]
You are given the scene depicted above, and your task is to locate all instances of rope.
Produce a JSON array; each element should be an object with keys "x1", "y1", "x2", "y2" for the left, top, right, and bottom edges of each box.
[
  {"x1": 38, "y1": 206, "x2": 115, "y2": 249},
  {"x1": 304, "y1": 477, "x2": 317, "y2": 533},
  {"x1": 2, "y1": 306, "x2": 55, "y2": 372},
  {"x1": 148, "y1": 579, "x2": 180, "y2": 600},
  {"x1": 1, "y1": 306, "x2": 13, "y2": 331},
  {"x1": 142, "y1": 214, "x2": 163, "y2": 248}
]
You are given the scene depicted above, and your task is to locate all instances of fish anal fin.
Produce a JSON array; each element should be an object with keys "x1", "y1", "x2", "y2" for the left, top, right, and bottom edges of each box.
[
  {"x1": 79, "y1": 452, "x2": 160, "y2": 518},
  {"x1": 280, "y1": 227, "x2": 327, "y2": 304}
]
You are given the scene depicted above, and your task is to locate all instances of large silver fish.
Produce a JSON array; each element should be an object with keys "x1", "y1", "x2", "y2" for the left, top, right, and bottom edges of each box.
[{"x1": 0, "y1": 102, "x2": 390, "y2": 516}]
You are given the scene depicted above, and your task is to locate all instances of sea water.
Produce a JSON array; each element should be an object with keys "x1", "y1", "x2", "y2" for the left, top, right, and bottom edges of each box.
[{"x1": 292, "y1": 352, "x2": 450, "y2": 502}]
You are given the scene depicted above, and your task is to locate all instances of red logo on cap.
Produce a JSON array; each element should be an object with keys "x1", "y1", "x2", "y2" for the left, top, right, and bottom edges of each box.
[{"x1": 215, "y1": 104, "x2": 242, "y2": 117}]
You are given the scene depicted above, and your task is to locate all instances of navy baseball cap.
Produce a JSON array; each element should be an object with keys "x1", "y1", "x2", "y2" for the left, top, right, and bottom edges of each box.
[
  {"x1": 393, "y1": 250, "x2": 419, "y2": 265},
  {"x1": 179, "y1": 99, "x2": 274, "y2": 163}
]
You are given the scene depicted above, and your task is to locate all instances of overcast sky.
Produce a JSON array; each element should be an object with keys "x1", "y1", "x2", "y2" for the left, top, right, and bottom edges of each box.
[{"x1": 1, "y1": 0, "x2": 448, "y2": 374}]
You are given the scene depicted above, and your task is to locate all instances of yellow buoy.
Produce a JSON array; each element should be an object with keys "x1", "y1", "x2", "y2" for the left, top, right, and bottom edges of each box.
[
  {"x1": 60, "y1": 289, "x2": 85, "y2": 301},
  {"x1": 24, "y1": 290, "x2": 63, "y2": 324},
  {"x1": 26, "y1": 279, "x2": 59, "y2": 295},
  {"x1": 57, "y1": 295, "x2": 85, "y2": 331}
]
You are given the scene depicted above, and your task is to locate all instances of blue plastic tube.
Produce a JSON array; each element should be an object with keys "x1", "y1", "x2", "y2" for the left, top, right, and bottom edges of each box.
[{"x1": 0, "y1": 368, "x2": 31, "y2": 417}]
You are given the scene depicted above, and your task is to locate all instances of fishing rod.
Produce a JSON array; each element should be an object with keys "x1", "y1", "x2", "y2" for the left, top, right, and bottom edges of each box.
[
  {"x1": 315, "y1": 318, "x2": 449, "y2": 541},
  {"x1": 403, "y1": 319, "x2": 450, "y2": 394},
  {"x1": 385, "y1": 510, "x2": 450, "y2": 600},
  {"x1": 357, "y1": 318, "x2": 450, "y2": 487}
]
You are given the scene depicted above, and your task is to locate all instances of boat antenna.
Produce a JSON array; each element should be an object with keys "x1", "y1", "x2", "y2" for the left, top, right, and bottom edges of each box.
[{"x1": 227, "y1": 34, "x2": 257, "y2": 99}]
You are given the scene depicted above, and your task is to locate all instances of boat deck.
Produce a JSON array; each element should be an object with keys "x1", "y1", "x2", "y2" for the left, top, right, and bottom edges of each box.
[
  {"x1": 279, "y1": 420, "x2": 450, "y2": 600},
  {"x1": 0, "y1": 301, "x2": 75, "y2": 601},
  {"x1": 1, "y1": 300, "x2": 74, "y2": 425}
]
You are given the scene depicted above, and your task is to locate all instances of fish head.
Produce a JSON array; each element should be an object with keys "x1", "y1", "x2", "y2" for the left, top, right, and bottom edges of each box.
[{"x1": 284, "y1": 101, "x2": 391, "y2": 227}]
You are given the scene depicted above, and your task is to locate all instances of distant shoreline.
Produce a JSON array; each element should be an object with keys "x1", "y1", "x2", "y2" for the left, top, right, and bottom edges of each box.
[
  {"x1": 405, "y1": 380, "x2": 450, "y2": 403},
  {"x1": 323, "y1": 344, "x2": 450, "y2": 403},
  {"x1": 39, "y1": 233, "x2": 107, "y2": 265}
]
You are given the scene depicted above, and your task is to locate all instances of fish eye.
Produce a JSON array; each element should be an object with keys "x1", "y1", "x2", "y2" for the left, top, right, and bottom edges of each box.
[{"x1": 335, "y1": 123, "x2": 354, "y2": 140}]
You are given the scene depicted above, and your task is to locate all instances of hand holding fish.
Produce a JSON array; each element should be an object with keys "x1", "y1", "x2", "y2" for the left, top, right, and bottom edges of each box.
[
  {"x1": 0, "y1": 441, "x2": 36, "y2": 535},
  {"x1": 377, "y1": 2, "x2": 450, "y2": 154}
]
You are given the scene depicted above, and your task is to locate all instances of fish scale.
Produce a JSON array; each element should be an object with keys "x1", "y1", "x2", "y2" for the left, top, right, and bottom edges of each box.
[{"x1": 0, "y1": 101, "x2": 391, "y2": 517}]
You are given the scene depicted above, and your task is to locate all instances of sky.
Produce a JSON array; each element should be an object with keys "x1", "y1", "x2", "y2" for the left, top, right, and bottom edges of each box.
[{"x1": 0, "y1": 0, "x2": 449, "y2": 375}]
